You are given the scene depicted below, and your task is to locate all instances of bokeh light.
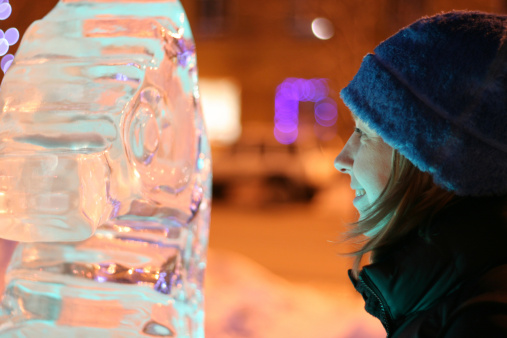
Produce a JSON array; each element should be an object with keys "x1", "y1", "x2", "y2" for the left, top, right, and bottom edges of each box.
[
  {"x1": 5, "y1": 27, "x2": 18, "y2": 45},
  {"x1": 274, "y1": 125, "x2": 298, "y2": 144},
  {"x1": 274, "y1": 78, "x2": 337, "y2": 144},
  {"x1": 314, "y1": 98, "x2": 338, "y2": 127},
  {"x1": 311, "y1": 17, "x2": 335, "y2": 40},
  {"x1": 0, "y1": 38, "x2": 7, "y2": 56},
  {"x1": 0, "y1": 53, "x2": 12, "y2": 73},
  {"x1": 0, "y1": 0, "x2": 17, "y2": 74},
  {"x1": 0, "y1": 2, "x2": 11, "y2": 21},
  {"x1": 200, "y1": 78, "x2": 242, "y2": 145}
]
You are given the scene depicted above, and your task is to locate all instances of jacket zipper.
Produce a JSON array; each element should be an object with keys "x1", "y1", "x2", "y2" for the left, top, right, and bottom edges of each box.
[{"x1": 358, "y1": 273, "x2": 392, "y2": 337}]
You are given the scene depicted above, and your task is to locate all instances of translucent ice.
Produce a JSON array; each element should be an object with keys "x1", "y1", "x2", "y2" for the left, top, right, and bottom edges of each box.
[{"x1": 0, "y1": 0, "x2": 211, "y2": 336}]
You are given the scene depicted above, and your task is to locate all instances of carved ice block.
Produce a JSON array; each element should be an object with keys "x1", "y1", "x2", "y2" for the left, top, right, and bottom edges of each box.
[{"x1": 0, "y1": 0, "x2": 211, "y2": 336}]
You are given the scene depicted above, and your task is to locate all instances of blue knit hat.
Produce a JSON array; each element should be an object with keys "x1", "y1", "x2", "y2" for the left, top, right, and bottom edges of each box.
[{"x1": 341, "y1": 11, "x2": 507, "y2": 196}]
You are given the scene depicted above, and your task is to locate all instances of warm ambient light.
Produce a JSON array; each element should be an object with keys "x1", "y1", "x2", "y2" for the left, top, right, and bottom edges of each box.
[
  {"x1": 311, "y1": 17, "x2": 334, "y2": 40},
  {"x1": 199, "y1": 78, "x2": 241, "y2": 145}
]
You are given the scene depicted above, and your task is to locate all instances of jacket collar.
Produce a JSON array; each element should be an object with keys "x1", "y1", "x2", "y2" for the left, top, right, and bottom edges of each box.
[{"x1": 350, "y1": 197, "x2": 507, "y2": 333}]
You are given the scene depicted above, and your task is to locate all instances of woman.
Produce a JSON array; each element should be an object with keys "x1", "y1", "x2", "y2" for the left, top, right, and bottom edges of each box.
[{"x1": 334, "y1": 11, "x2": 507, "y2": 337}]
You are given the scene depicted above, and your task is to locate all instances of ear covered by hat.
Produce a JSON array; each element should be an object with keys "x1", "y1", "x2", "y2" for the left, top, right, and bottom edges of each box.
[{"x1": 341, "y1": 11, "x2": 507, "y2": 196}]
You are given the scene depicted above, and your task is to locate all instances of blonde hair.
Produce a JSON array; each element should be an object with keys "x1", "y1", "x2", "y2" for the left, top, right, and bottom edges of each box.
[{"x1": 348, "y1": 150, "x2": 457, "y2": 277}]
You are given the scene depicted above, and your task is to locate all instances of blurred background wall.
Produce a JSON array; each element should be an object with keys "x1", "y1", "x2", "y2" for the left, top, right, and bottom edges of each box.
[
  {"x1": 180, "y1": 0, "x2": 507, "y2": 284},
  {"x1": 1, "y1": 1, "x2": 507, "y2": 336}
]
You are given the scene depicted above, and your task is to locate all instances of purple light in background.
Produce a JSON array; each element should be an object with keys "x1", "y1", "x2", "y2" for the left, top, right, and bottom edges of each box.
[
  {"x1": 0, "y1": 38, "x2": 7, "y2": 56},
  {"x1": 314, "y1": 98, "x2": 338, "y2": 127},
  {"x1": 1, "y1": 53, "x2": 12, "y2": 73},
  {"x1": 274, "y1": 125, "x2": 298, "y2": 144},
  {"x1": 0, "y1": 0, "x2": 16, "y2": 74},
  {"x1": 312, "y1": 78, "x2": 329, "y2": 101},
  {"x1": 297, "y1": 78, "x2": 313, "y2": 101},
  {"x1": 0, "y1": 2, "x2": 11, "y2": 21},
  {"x1": 5, "y1": 27, "x2": 18, "y2": 45},
  {"x1": 275, "y1": 119, "x2": 298, "y2": 133},
  {"x1": 274, "y1": 78, "x2": 336, "y2": 144}
]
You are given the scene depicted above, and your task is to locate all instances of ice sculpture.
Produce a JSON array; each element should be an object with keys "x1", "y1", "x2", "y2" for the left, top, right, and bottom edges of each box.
[{"x1": 0, "y1": 0, "x2": 211, "y2": 336}]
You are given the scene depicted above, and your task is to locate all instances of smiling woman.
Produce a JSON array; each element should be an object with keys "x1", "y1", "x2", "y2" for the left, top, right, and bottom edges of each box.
[
  {"x1": 334, "y1": 118, "x2": 392, "y2": 218},
  {"x1": 334, "y1": 11, "x2": 507, "y2": 338}
]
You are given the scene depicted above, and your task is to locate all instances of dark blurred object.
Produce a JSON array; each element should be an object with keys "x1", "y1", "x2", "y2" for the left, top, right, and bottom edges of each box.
[
  {"x1": 195, "y1": 0, "x2": 231, "y2": 37},
  {"x1": 212, "y1": 124, "x2": 326, "y2": 207}
]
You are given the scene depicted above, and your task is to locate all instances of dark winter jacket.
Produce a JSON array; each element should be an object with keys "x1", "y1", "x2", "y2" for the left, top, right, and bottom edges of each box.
[{"x1": 350, "y1": 197, "x2": 507, "y2": 337}]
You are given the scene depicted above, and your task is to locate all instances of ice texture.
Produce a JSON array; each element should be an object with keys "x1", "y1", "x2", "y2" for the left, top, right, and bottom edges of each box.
[{"x1": 0, "y1": 0, "x2": 211, "y2": 336}]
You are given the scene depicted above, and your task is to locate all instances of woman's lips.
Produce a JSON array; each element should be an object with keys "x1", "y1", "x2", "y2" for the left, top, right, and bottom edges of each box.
[{"x1": 353, "y1": 189, "x2": 366, "y2": 207}]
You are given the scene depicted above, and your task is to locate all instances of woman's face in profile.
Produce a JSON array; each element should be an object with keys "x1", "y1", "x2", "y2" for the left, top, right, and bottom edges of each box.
[{"x1": 334, "y1": 118, "x2": 393, "y2": 216}]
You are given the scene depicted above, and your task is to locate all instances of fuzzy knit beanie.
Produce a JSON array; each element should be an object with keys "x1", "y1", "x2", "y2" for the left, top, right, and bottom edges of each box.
[{"x1": 341, "y1": 11, "x2": 507, "y2": 196}]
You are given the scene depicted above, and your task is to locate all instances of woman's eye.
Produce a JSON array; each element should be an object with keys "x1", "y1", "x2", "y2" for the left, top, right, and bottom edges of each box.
[{"x1": 354, "y1": 127, "x2": 364, "y2": 137}]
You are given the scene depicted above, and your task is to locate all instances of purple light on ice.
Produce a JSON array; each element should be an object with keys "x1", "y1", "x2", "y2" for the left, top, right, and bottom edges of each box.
[
  {"x1": 0, "y1": 38, "x2": 8, "y2": 56},
  {"x1": 115, "y1": 73, "x2": 129, "y2": 82},
  {"x1": 1, "y1": 53, "x2": 13, "y2": 73},
  {"x1": 0, "y1": 3, "x2": 11, "y2": 20},
  {"x1": 5, "y1": 27, "x2": 18, "y2": 45},
  {"x1": 0, "y1": 0, "x2": 15, "y2": 76}
]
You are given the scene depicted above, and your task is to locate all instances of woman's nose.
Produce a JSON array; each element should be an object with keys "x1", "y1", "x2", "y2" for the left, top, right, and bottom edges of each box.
[{"x1": 334, "y1": 139, "x2": 354, "y2": 173}]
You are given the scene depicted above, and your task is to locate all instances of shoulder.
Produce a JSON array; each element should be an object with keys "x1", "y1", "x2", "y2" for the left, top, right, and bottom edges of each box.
[
  {"x1": 390, "y1": 264, "x2": 507, "y2": 338},
  {"x1": 439, "y1": 264, "x2": 507, "y2": 338},
  {"x1": 440, "y1": 299, "x2": 507, "y2": 337}
]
